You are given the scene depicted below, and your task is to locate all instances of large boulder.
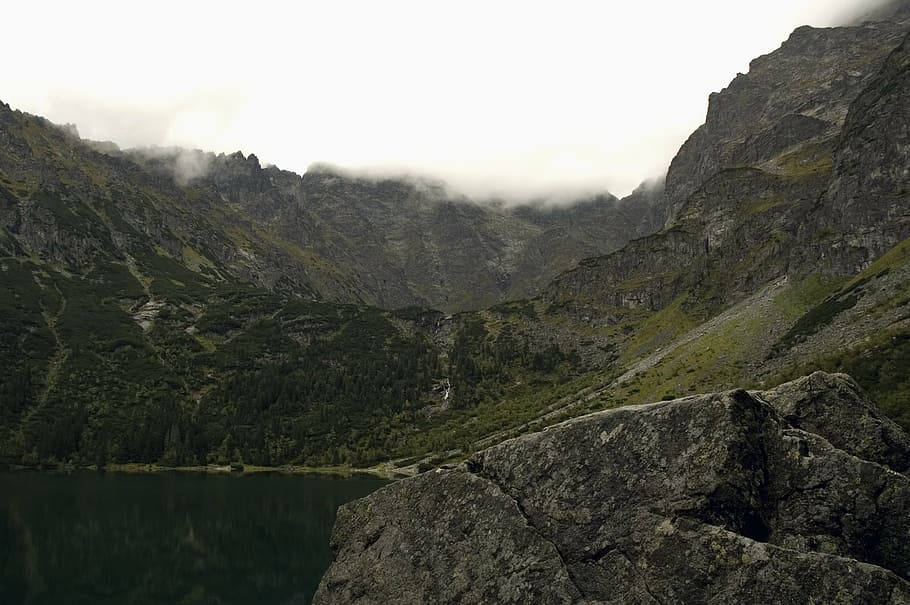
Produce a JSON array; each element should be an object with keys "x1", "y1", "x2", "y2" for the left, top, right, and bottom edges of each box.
[{"x1": 314, "y1": 373, "x2": 910, "y2": 604}]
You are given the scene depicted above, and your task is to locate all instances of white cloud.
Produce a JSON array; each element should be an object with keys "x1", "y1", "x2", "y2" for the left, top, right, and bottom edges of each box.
[{"x1": 0, "y1": 0, "x2": 894, "y2": 200}]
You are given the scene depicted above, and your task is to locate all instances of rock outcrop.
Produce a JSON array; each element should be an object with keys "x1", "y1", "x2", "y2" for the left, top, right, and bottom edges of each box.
[
  {"x1": 547, "y1": 10, "x2": 910, "y2": 317},
  {"x1": 663, "y1": 17, "x2": 909, "y2": 226},
  {"x1": 819, "y1": 30, "x2": 910, "y2": 271},
  {"x1": 314, "y1": 372, "x2": 910, "y2": 604},
  {"x1": 759, "y1": 371, "x2": 910, "y2": 474}
]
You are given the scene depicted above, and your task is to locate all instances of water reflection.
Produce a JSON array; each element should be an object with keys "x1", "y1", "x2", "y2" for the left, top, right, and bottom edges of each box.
[{"x1": 0, "y1": 472, "x2": 386, "y2": 605}]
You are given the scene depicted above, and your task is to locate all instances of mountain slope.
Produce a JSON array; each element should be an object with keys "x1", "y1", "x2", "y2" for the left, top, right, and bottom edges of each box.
[
  {"x1": 117, "y1": 145, "x2": 655, "y2": 312},
  {"x1": 527, "y1": 13, "x2": 910, "y2": 435},
  {"x1": 548, "y1": 11, "x2": 910, "y2": 328},
  {"x1": 0, "y1": 103, "x2": 622, "y2": 467},
  {"x1": 663, "y1": 17, "x2": 908, "y2": 225},
  {"x1": 1, "y1": 5, "x2": 909, "y2": 471}
]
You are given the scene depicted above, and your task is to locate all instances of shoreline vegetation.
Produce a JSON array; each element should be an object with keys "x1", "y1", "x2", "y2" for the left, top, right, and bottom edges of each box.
[{"x1": 0, "y1": 461, "x2": 409, "y2": 480}]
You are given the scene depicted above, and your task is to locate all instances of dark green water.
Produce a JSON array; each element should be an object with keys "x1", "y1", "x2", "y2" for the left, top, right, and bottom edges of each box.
[{"x1": 0, "y1": 471, "x2": 387, "y2": 605}]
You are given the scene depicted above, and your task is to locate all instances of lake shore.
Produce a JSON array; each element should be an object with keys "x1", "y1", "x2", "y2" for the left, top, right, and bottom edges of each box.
[{"x1": 2, "y1": 461, "x2": 410, "y2": 479}]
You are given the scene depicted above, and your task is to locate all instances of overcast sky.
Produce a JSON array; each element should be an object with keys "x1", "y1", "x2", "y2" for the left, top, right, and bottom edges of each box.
[{"x1": 1, "y1": 0, "x2": 891, "y2": 200}]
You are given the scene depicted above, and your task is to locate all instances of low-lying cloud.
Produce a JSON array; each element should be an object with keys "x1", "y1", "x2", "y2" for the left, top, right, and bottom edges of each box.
[
  {"x1": 172, "y1": 150, "x2": 214, "y2": 186},
  {"x1": 1, "y1": 0, "x2": 896, "y2": 204},
  {"x1": 125, "y1": 146, "x2": 214, "y2": 186}
]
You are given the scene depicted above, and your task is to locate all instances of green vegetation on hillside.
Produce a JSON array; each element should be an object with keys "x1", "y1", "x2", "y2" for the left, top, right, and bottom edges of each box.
[
  {"x1": 770, "y1": 329, "x2": 910, "y2": 431},
  {"x1": 3, "y1": 30, "x2": 910, "y2": 479},
  {"x1": 0, "y1": 250, "x2": 584, "y2": 468}
]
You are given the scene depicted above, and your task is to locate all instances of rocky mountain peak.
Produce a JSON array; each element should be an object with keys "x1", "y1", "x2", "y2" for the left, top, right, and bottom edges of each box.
[{"x1": 662, "y1": 14, "x2": 909, "y2": 226}]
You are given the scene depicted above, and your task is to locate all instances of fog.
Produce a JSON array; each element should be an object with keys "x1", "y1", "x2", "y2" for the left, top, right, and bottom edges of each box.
[{"x1": 0, "y1": 0, "x2": 896, "y2": 202}]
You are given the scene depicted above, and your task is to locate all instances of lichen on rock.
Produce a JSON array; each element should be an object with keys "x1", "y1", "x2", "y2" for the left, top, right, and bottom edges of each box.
[{"x1": 314, "y1": 372, "x2": 910, "y2": 604}]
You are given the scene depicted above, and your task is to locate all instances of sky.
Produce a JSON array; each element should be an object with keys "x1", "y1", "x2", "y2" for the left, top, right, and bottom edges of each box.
[{"x1": 1, "y1": 0, "x2": 892, "y2": 201}]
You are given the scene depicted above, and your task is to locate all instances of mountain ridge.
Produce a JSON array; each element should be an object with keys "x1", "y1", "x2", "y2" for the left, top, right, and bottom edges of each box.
[
  {"x1": 0, "y1": 112, "x2": 655, "y2": 314},
  {"x1": 1, "y1": 4, "x2": 909, "y2": 471}
]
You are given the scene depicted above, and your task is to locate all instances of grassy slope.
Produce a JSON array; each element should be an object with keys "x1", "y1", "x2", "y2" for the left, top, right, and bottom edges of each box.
[{"x1": 546, "y1": 236, "x2": 910, "y2": 433}]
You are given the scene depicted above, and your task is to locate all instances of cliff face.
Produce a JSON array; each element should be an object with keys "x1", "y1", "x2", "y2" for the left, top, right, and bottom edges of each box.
[
  {"x1": 314, "y1": 373, "x2": 910, "y2": 604},
  {"x1": 123, "y1": 147, "x2": 654, "y2": 313},
  {"x1": 664, "y1": 18, "x2": 908, "y2": 225},
  {"x1": 546, "y1": 12, "x2": 910, "y2": 319},
  {"x1": 547, "y1": 166, "x2": 825, "y2": 312},
  {"x1": 818, "y1": 31, "x2": 910, "y2": 271}
]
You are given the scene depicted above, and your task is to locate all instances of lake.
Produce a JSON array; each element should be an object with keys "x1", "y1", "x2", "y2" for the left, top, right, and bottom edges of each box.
[{"x1": 0, "y1": 471, "x2": 388, "y2": 605}]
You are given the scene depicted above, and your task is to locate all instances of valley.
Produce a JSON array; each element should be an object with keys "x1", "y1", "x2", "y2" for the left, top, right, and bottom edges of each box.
[{"x1": 1, "y1": 3, "x2": 909, "y2": 477}]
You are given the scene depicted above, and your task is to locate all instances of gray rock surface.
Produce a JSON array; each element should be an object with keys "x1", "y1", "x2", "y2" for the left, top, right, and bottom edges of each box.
[
  {"x1": 314, "y1": 373, "x2": 910, "y2": 604},
  {"x1": 663, "y1": 19, "x2": 908, "y2": 226},
  {"x1": 822, "y1": 30, "x2": 910, "y2": 271},
  {"x1": 544, "y1": 15, "x2": 910, "y2": 319},
  {"x1": 759, "y1": 371, "x2": 910, "y2": 474}
]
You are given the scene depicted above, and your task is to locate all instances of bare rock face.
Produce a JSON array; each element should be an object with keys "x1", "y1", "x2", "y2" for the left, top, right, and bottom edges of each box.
[
  {"x1": 314, "y1": 373, "x2": 910, "y2": 604},
  {"x1": 543, "y1": 20, "x2": 910, "y2": 318},
  {"x1": 821, "y1": 31, "x2": 910, "y2": 271},
  {"x1": 663, "y1": 20, "x2": 908, "y2": 226},
  {"x1": 759, "y1": 371, "x2": 910, "y2": 474}
]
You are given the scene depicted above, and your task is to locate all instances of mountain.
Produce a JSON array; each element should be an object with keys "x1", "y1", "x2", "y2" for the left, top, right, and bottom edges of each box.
[
  {"x1": 538, "y1": 8, "x2": 910, "y2": 425},
  {"x1": 0, "y1": 106, "x2": 660, "y2": 314},
  {"x1": 0, "y1": 100, "x2": 647, "y2": 467},
  {"x1": 662, "y1": 17, "x2": 909, "y2": 226},
  {"x1": 94, "y1": 147, "x2": 654, "y2": 312},
  {"x1": 1, "y1": 3, "x2": 909, "y2": 471}
]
